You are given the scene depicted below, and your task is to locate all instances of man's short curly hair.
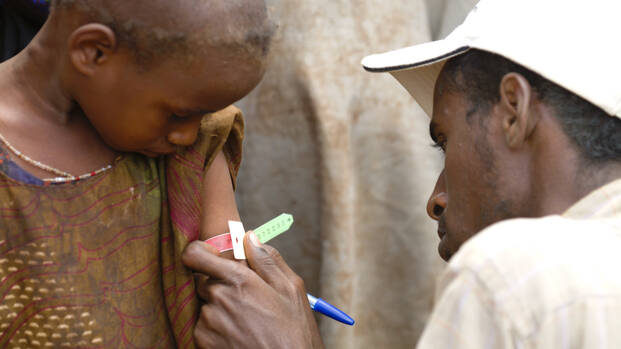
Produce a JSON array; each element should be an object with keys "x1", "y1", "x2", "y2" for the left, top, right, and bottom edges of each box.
[{"x1": 441, "y1": 49, "x2": 621, "y2": 165}]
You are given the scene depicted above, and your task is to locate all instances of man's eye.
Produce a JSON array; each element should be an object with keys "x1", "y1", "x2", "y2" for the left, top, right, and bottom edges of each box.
[{"x1": 431, "y1": 140, "x2": 446, "y2": 152}]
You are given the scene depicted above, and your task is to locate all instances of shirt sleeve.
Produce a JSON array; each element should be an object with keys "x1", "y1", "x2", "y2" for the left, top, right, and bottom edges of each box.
[
  {"x1": 192, "y1": 105, "x2": 245, "y2": 188},
  {"x1": 416, "y1": 267, "x2": 514, "y2": 349},
  {"x1": 165, "y1": 105, "x2": 245, "y2": 242}
]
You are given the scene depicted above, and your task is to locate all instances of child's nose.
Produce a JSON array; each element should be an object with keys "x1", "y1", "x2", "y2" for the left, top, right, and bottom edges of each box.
[{"x1": 168, "y1": 116, "x2": 202, "y2": 147}]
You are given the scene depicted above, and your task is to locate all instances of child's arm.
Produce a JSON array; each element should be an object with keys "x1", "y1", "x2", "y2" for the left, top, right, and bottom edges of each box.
[{"x1": 199, "y1": 150, "x2": 241, "y2": 260}]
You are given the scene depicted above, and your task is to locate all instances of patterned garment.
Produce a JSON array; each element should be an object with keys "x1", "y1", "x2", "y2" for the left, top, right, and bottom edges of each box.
[
  {"x1": 0, "y1": 147, "x2": 45, "y2": 185},
  {"x1": 417, "y1": 178, "x2": 621, "y2": 348},
  {"x1": 0, "y1": 106, "x2": 244, "y2": 349}
]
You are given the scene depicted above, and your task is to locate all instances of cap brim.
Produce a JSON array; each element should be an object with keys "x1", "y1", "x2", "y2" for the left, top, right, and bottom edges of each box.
[{"x1": 362, "y1": 39, "x2": 469, "y2": 117}]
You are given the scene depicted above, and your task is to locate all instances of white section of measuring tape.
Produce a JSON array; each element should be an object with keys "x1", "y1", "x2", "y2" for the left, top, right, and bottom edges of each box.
[{"x1": 228, "y1": 221, "x2": 246, "y2": 260}]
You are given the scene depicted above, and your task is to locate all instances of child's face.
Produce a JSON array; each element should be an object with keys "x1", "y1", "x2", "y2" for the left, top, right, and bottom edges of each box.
[{"x1": 75, "y1": 52, "x2": 263, "y2": 157}]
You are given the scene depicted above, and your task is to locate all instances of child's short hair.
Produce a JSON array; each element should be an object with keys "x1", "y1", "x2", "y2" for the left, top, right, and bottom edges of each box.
[{"x1": 51, "y1": 0, "x2": 274, "y2": 66}]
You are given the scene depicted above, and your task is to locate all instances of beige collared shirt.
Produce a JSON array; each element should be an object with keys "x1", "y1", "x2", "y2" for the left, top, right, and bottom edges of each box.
[{"x1": 417, "y1": 178, "x2": 621, "y2": 349}]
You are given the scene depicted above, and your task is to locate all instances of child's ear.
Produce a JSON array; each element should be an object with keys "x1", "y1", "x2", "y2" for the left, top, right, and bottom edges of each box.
[{"x1": 69, "y1": 24, "x2": 118, "y2": 76}]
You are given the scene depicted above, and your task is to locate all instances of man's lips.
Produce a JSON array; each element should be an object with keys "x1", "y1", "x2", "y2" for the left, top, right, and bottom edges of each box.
[
  {"x1": 437, "y1": 219, "x2": 450, "y2": 261},
  {"x1": 437, "y1": 229, "x2": 446, "y2": 239},
  {"x1": 437, "y1": 218, "x2": 448, "y2": 240}
]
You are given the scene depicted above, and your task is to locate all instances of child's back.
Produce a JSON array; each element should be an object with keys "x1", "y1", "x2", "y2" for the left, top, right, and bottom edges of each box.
[{"x1": 0, "y1": 0, "x2": 272, "y2": 347}]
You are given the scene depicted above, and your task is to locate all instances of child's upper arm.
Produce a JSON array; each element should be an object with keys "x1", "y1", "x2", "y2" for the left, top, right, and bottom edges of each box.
[{"x1": 200, "y1": 150, "x2": 241, "y2": 241}]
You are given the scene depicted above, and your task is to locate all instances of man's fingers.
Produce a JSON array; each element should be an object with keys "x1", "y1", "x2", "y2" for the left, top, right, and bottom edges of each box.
[
  {"x1": 182, "y1": 240, "x2": 245, "y2": 282},
  {"x1": 262, "y1": 244, "x2": 302, "y2": 281},
  {"x1": 244, "y1": 233, "x2": 305, "y2": 292},
  {"x1": 185, "y1": 235, "x2": 305, "y2": 296},
  {"x1": 195, "y1": 305, "x2": 226, "y2": 348},
  {"x1": 203, "y1": 241, "x2": 221, "y2": 255}
]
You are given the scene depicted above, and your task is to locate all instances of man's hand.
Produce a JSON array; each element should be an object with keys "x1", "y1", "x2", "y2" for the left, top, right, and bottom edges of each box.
[{"x1": 182, "y1": 232, "x2": 324, "y2": 349}]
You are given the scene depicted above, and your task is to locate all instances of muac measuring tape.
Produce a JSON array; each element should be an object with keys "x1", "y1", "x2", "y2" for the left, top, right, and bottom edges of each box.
[
  {"x1": 205, "y1": 213, "x2": 294, "y2": 255},
  {"x1": 204, "y1": 213, "x2": 355, "y2": 326}
]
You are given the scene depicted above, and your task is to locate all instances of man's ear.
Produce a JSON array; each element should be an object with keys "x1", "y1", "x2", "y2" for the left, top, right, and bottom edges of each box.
[
  {"x1": 498, "y1": 72, "x2": 539, "y2": 149},
  {"x1": 69, "y1": 24, "x2": 118, "y2": 76}
]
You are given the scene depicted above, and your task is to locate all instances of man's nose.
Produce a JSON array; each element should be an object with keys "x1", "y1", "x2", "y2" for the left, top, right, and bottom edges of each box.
[
  {"x1": 168, "y1": 116, "x2": 203, "y2": 147},
  {"x1": 426, "y1": 171, "x2": 447, "y2": 221},
  {"x1": 426, "y1": 192, "x2": 448, "y2": 221}
]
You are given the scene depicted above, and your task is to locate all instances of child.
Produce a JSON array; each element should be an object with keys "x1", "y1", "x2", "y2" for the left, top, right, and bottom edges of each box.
[{"x1": 0, "y1": 0, "x2": 273, "y2": 347}]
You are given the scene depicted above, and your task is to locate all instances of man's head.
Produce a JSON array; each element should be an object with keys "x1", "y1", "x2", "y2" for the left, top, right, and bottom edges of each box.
[
  {"x1": 426, "y1": 49, "x2": 621, "y2": 261},
  {"x1": 37, "y1": 0, "x2": 274, "y2": 156},
  {"x1": 363, "y1": 0, "x2": 621, "y2": 261}
]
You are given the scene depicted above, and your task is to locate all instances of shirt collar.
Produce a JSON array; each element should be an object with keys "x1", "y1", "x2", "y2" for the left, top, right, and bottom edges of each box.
[{"x1": 563, "y1": 178, "x2": 621, "y2": 220}]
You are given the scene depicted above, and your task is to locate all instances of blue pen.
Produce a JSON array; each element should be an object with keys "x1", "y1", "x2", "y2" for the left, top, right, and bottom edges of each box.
[
  {"x1": 306, "y1": 293, "x2": 355, "y2": 326},
  {"x1": 250, "y1": 215, "x2": 354, "y2": 326}
]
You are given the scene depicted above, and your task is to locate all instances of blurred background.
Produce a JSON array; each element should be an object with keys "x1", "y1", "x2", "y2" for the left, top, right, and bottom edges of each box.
[
  {"x1": 235, "y1": 1, "x2": 476, "y2": 348},
  {"x1": 0, "y1": 0, "x2": 478, "y2": 347}
]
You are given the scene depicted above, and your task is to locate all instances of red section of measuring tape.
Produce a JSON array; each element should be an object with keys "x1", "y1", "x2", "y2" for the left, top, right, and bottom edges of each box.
[{"x1": 205, "y1": 233, "x2": 233, "y2": 252}]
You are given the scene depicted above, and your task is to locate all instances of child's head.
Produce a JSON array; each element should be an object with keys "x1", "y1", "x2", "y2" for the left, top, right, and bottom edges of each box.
[{"x1": 37, "y1": 0, "x2": 274, "y2": 156}]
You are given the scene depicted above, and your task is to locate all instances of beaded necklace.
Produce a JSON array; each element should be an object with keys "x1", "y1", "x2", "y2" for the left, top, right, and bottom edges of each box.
[{"x1": 0, "y1": 132, "x2": 116, "y2": 184}]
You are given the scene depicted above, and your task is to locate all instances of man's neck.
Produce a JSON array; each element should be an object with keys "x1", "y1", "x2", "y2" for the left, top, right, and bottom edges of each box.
[
  {"x1": 576, "y1": 162, "x2": 621, "y2": 200},
  {"x1": 533, "y1": 153, "x2": 621, "y2": 217}
]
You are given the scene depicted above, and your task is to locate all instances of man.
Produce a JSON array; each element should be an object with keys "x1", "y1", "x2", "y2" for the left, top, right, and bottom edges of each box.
[{"x1": 181, "y1": 0, "x2": 621, "y2": 347}]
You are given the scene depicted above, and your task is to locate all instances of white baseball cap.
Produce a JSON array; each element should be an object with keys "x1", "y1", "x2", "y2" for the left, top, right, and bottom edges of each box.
[{"x1": 362, "y1": 0, "x2": 621, "y2": 119}]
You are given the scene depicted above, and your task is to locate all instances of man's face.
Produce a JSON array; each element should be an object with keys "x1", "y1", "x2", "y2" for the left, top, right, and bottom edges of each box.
[
  {"x1": 426, "y1": 75, "x2": 526, "y2": 261},
  {"x1": 75, "y1": 51, "x2": 263, "y2": 157}
]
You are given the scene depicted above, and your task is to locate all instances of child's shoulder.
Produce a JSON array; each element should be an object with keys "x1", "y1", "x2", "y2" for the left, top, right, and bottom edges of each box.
[
  {"x1": 198, "y1": 105, "x2": 244, "y2": 144},
  {"x1": 169, "y1": 105, "x2": 244, "y2": 176}
]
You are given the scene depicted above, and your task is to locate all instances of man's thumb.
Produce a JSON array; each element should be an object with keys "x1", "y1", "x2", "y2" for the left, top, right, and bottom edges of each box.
[{"x1": 244, "y1": 232, "x2": 290, "y2": 286}]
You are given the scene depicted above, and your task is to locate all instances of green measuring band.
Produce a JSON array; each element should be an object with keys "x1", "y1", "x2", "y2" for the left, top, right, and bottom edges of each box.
[{"x1": 254, "y1": 213, "x2": 294, "y2": 244}]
